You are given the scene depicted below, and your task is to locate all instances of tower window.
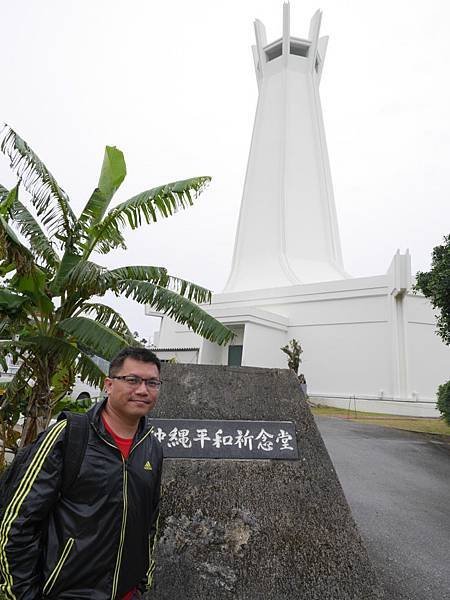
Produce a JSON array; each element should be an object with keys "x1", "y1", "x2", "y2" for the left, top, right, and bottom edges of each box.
[
  {"x1": 265, "y1": 41, "x2": 282, "y2": 62},
  {"x1": 290, "y1": 40, "x2": 309, "y2": 57}
]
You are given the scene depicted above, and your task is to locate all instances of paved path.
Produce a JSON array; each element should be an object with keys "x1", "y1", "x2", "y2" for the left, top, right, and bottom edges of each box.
[{"x1": 315, "y1": 416, "x2": 450, "y2": 600}]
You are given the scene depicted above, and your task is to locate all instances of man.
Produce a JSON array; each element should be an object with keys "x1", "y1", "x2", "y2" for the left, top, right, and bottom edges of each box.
[{"x1": 0, "y1": 347, "x2": 163, "y2": 599}]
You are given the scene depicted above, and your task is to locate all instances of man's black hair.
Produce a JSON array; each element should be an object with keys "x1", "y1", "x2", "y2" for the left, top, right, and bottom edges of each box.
[{"x1": 108, "y1": 347, "x2": 161, "y2": 376}]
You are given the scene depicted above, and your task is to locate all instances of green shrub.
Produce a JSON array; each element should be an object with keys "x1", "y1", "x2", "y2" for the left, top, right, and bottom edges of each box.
[
  {"x1": 437, "y1": 380, "x2": 450, "y2": 426},
  {"x1": 281, "y1": 338, "x2": 303, "y2": 374}
]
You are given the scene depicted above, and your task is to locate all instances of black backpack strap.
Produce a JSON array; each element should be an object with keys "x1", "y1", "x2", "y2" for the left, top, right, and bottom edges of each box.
[{"x1": 58, "y1": 412, "x2": 90, "y2": 495}]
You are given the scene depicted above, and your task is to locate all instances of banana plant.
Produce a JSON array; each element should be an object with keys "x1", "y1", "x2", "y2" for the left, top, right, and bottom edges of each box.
[{"x1": 0, "y1": 124, "x2": 233, "y2": 447}]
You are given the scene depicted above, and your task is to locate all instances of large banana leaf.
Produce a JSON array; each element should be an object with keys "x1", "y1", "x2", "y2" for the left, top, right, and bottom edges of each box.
[
  {"x1": 107, "y1": 266, "x2": 211, "y2": 303},
  {"x1": 98, "y1": 146, "x2": 127, "y2": 205},
  {"x1": 0, "y1": 124, "x2": 76, "y2": 240},
  {"x1": 117, "y1": 279, "x2": 234, "y2": 345},
  {"x1": 68, "y1": 345, "x2": 108, "y2": 390},
  {"x1": 50, "y1": 251, "x2": 83, "y2": 295},
  {"x1": 61, "y1": 263, "x2": 166, "y2": 298},
  {"x1": 0, "y1": 182, "x2": 59, "y2": 271},
  {"x1": 81, "y1": 303, "x2": 134, "y2": 341},
  {"x1": 88, "y1": 176, "x2": 210, "y2": 255},
  {"x1": 61, "y1": 259, "x2": 116, "y2": 297},
  {"x1": 76, "y1": 146, "x2": 127, "y2": 255},
  {"x1": 75, "y1": 189, "x2": 126, "y2": 256},
  {"x1": 20, "y1": 334, "x2": 107, "y2": 389},
  {"x1": 107, "y1": 265, "x2": 169, "y2": 286},
  {"x1": 163, "y1": 275, "x2": 212, "y2": 303},
  {"x1": 61, "y1": 262, "x2": 213, "y2": 313},
  {"x1": 9, "y1": 199, "x2": 59, "y2": 270},
  {"x1": 58, "y1": 316, "x2": 130, "y2": 361}
]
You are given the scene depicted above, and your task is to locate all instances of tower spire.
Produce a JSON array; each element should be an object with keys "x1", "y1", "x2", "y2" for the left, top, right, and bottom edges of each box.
[{"x1": 282, "y1": 2, "x2": 290, "y2": 58}]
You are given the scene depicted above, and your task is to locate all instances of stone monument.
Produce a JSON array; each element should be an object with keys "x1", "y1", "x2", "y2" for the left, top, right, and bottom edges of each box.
[{"x1": 149, "y1": 363, "x2": 384, "y2": 599}]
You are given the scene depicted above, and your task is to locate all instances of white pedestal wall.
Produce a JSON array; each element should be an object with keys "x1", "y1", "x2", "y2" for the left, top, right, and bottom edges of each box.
[{"x1": 152, "y1": 254, "x2": 450, "y2": 417}]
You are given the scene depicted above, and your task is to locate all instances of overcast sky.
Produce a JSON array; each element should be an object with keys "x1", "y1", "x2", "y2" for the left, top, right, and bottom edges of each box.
[{"x1": 2, "y1": 0, "x2": 449, "y2": 338}]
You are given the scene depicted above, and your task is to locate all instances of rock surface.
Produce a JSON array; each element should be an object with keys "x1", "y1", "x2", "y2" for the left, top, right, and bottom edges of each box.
[{"x1": 148, "y1": 364, "x2": 384, "y2": 600}]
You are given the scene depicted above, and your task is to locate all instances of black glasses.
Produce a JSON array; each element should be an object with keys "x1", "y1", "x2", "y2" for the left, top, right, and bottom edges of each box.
[{"x1": 110, "y1": 375, "x2": 162, "y2": 389}]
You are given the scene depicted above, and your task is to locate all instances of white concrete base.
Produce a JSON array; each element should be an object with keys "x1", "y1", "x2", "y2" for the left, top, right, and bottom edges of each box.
[
  {"x1": 308, "y1": 395, "x2": 441, "y2": 418},
  {"x1": 153, "y1": 253, "x2": 450, "y2": 420}
]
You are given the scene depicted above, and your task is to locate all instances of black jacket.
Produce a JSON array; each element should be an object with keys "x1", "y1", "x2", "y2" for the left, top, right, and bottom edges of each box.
[{"x1": 0, "y1": 400, "x2": 163, "y2": 599}]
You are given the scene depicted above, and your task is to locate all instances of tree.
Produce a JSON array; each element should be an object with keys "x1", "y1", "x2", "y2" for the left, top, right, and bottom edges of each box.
[
  {"x1": 437, "y1": 380, "x2": 450, "y2": 427},
  {"x1": 0, "y1": 124, "x2": 233, "y2": 448},
  {"x1": 280, "y1": 338, "x2": 303, "y2": 375},
  {"x1": 414, "y1": 234, "x2": 450, "y2": 345},
  {"x1": 415, "y1": 234, "x2": 450, "y2": 424}
]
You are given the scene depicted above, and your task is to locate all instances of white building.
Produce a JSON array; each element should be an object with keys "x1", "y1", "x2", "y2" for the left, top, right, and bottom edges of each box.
[{"x1": 151, "y1": 4, "x2": 449, "y2": 417}]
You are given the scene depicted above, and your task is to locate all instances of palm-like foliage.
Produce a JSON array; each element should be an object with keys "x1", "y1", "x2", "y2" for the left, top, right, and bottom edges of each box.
[{"x1": 0, "y1": 124, "x2": 233, "y2": 447}]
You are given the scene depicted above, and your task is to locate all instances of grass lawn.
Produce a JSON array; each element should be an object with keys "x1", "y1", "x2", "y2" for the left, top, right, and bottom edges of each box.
[{"x1": 311, "y1": 404, "x2": 450, "y2": 437}]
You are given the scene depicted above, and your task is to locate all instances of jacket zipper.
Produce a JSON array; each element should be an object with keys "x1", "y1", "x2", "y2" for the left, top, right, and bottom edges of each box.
[
  {"x1": 129, "y1": 426, "x2": 154, "y2": 456},
  {"x1": 111, "y1": 458, "x2": 128, "y2": 600},
  {"x1": 43, "y1": 537, "x2": 75, "y2": 594}
]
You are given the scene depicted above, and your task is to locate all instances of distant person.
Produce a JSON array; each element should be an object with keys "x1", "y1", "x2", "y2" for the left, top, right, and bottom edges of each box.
[{"x1": 0, "y1": 347, "x2": 163, "y2": 599}]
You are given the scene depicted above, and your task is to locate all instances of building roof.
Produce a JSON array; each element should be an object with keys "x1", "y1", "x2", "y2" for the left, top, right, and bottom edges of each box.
[{"x1": 153, "y1": 348, "x2": 199, "y2": 352}]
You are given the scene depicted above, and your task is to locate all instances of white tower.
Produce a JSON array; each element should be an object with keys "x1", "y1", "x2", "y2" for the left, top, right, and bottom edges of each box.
[
  {"x1": 153, "y1": 4, "x2": 450, "y2": 417},
  {"x1": 224, "y1": 3, "x2": 347, "y2": 293}
]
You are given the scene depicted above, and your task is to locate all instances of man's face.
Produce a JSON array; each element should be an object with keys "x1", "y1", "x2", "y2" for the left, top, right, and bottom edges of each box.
[{"x1": 104, "y1": 358, "x2": 160, "y2": 421}]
